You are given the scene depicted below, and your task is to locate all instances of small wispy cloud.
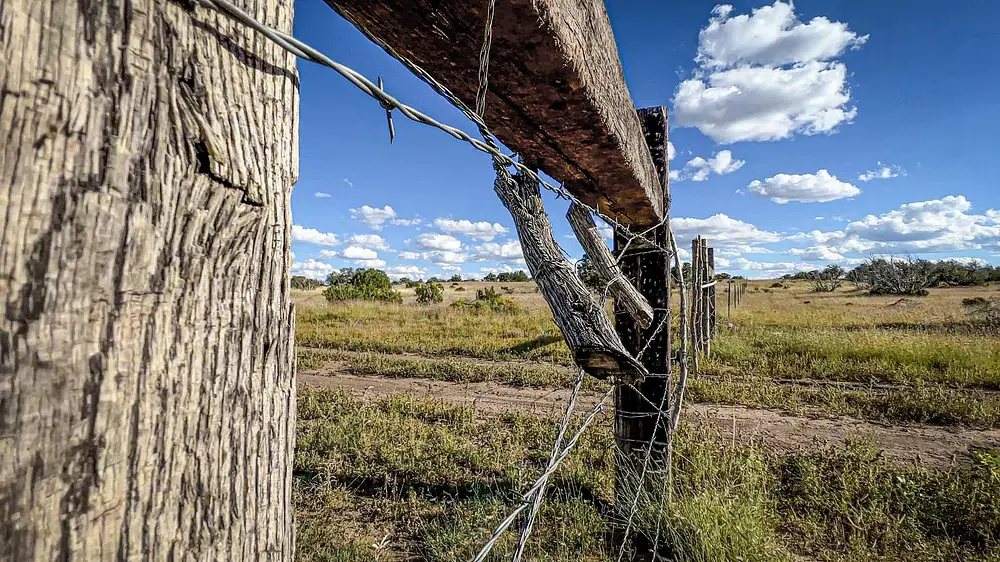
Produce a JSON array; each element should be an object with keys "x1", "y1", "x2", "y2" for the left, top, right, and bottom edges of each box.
[
  {"x1": 858, "y1": 162, "x2": 905, "y2": 182},
  {"x1": 314, "y1": 192, "x2": 332, "y2": 198},
  {"x1": 343, "y1": 178, "x2": 354, "y2": 188}
]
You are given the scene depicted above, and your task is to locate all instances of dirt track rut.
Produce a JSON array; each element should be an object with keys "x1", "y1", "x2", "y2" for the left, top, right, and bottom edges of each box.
[{"x1": 299, "y1": 371, "x2": 1000, "y2": 467}]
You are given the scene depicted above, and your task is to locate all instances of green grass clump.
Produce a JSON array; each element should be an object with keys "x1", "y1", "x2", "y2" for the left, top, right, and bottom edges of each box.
[
  {"x1": 295, "y1": 388, "x2": 1000, "y2": 562},
  {"x1": 687, "y1": 377, "x2": 1000, "y2": 427},
  {"x1": 707, "y1": 326, "x2": 1000, "y2": 389}
]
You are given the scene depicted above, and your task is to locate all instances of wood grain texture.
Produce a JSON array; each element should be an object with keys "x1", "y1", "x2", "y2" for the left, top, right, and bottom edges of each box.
[
  {"x1": 493, "y1": 167, "x2": 645, "y2": 380},
  {"x1": 324, "y1": 0, "x2": 664, "y2": 226},
  {"x1": 566, "y1": 203, "x2": 652, "y2": 329},
  {"x1": 0, "y1": 0, "x2": 298, "y2": 559}
]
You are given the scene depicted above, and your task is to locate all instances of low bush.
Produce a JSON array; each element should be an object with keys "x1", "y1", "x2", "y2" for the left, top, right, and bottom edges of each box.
[
  {"x1": 451, "y1": 287, "x2": 519, "y2": 313},
  {"x1": 291, "y1": 275, "x2": 324, "y2": 290},
  {"x1": 415, "y1": 281, "x2": 444, "y2": 304},
  {"x1": 324, "y1": 268, "x2": 402, "y2": 304}
]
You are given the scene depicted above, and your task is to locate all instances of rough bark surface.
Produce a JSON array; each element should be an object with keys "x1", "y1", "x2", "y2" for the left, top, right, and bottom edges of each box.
[
  {"x1": 566, "y1": 203, "x2": 653, "y2": 329},
  {"x1": 324, "y1": 0, "x2": 663, "y2": 226},
  {"x1": 614, "y1": 106, "x2": 671, "y2": 464},
  {"x1": 493, "y1": 168, "x2": 644, "y2": 380},
  {"x1": 0, "y1": 0, "x2": 298, "y2": 559}
]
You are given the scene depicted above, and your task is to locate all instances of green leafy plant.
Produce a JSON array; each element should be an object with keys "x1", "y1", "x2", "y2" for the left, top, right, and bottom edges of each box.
[
  {"x1": 324, "y1": 268, "x2": 402, "y2": 303},
  {"x1": 415, "y1": 281, "x2": 444, "y2": 304},
  {"x1": 451, "y1": 286, "x2": 519, "y2": 313}
]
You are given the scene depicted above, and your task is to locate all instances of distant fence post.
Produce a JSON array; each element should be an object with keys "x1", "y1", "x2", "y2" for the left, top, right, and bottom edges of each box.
[
  {"x1": 708, "y1": 247, "x2": 716, "y2": 342},
  {"x1": 614, "y1": 107, "x2": 672, "y2": 475},
  {"x1": 690, "y1": 237, "x2": 702, "y2": 375}
]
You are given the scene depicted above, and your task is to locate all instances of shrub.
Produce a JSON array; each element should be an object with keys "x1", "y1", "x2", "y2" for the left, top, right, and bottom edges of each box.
[
  {"x1": 964, "y1": 296, "x2": 1000, "y2": 329},
  {"x1": 414, "y1": 281, "x2": 444, "y2": 304},
  {"x1": 501, "y1": 286, "x2": 515, "y2": 294},
  {"x1": 770, "y1": 282, "x2": 784, "y2": 288},
  {"x1": 810, "y1": 265, "x2": 845, "y2": 293},
  {"x1": 324, "y1": 268, "x2": 402, "y2": 303},
  {"x1": 451, "y1": 286, "x2": 519, "y2": 313},
  {"x1": 497, "y1": 270, "x2": 530, "y2": 283},
  {"x1": 326, "y1": 267, "x2": 357, "y2": 287},
  {"x1": 291, "y1": 275, "x2": 323, "y2": 290},
  {"x1": 577, "y1": 254, "x2": 603, "y2": 293},
  {"x1": 448, "y1": 274, "x2": 463, "y2": 283},
  {"x1": 849, "y1": 257, "x2": 933, "y2": 296},
  {"x1": 404, "y1": 279, "x2": 421, "y2": 289}
]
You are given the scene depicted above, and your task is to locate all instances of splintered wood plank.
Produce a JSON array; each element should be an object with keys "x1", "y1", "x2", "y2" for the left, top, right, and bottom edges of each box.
[{"x1": 324, "y1": 0, "x2": 665, "y2": 226}]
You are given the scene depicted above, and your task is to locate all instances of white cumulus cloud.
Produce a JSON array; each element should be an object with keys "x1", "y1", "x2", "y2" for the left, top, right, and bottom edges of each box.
[
  {"x1": 858, "y1": 162, "x2": 904, "y2": 182},
  {"x1": 786, "y1": 246, "x2": 846, "y2": 262},
  {"x1": 433, "y1": 218, "x2": 509, "y2": 241},
  {"x1": 675, "y1": 150, "x2": 745, "y2": 182},
  {"x1": 473, "y1": 239, "x2": 525, "y2": 263},
  {"x1": 350, "y1": 205, "x2": 397, "y2": 230},
  {"x1": 695, "y1": 2, "x2": 868, "y2": 68},
  {"x1": 291, "y1": 259, "x2": 335, "y2": 281},
  {"x1": 291, "y1": 225, "x2": 340, "y2": 247},
  {"x1": 385, "y1": 265, "x2": 427, "y2": 280},
  {"x1": 672, "y1": 1, "x2": 866, "y2": 143},
  {"x1": 416, "y1": 233, "x2": 463, "y2": 251},
  {"x1": 345, "y1": 234, "x2": 391, "y2": 251},
  {"x1": 342, "y1": 246, "x2": 379, "y2": 260},
  {"x1": 671, "y1": 214, "x2": 781, "y2": 248},
  {"x1": 782, "y1": 196, "x2": 1000, "y2": 257},
  {"x1": 748, "y1": 169, "x2": 860, "y2": 203}
]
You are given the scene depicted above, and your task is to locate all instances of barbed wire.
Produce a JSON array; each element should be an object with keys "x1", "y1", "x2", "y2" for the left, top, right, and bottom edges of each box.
[
  {"x1": 190, "y1": 2, "x2": 693, "y2": 559},
  {"x1": 193, "y1": 0, "x2": 672, "y2": 255}
]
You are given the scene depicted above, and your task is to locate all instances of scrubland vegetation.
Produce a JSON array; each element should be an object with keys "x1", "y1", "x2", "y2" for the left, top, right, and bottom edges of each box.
[{"x1": 292, "y1": 277, "x2": 1000, "y2": 561}]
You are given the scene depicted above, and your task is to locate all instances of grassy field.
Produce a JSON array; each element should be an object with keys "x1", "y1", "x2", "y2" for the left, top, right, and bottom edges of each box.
[{"x1": 292, "y1": 280, "x2": 1000, "y2": 561}]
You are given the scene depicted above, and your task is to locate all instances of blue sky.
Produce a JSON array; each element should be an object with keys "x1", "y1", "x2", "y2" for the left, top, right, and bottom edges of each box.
[{"x1": 289, "y1": 0, "x2": 1000, "y2": 280}]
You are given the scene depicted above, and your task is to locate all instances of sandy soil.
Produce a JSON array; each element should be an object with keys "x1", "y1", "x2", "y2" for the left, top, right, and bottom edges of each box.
[{"x1": 299, "y1": 367, "x2": 1000, "y2": 468}]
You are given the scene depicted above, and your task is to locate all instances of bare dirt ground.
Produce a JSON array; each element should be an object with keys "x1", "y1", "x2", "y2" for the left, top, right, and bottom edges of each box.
[{"x1": 299, "y1": 367, "x2": 1000, "y2": 468}]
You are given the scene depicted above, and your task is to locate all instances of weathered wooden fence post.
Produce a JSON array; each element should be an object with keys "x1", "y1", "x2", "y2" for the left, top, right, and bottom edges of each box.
[
  {"x1": 613, "y1": 105, "x2": 671, "y2": 559},
  {"x1": 708, "y1": 247, "x2": 716, "y2": 342},
  {"x1": 728, "y1": 279, "x2": 733, "y2": 319},
  {"x1": 690, "y1": 238, "x2": 702, "y2": 374},
  {"x1": 1, "y1": 1, "x2": 297, "y2": 558},
  {"x1": 614, "y1": 106, "x2": 671, "y2": 466}
]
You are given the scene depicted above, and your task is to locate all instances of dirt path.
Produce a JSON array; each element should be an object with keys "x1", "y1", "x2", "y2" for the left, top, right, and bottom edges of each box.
[{"x1": 299, "y1": 371, "x2": 1000, "y2": 467}]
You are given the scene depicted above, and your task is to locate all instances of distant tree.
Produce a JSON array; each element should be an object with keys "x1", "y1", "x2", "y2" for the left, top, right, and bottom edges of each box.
[
  {"x1": 324, "y1": 268, "x2": 402, "y2": 303},
  {"x1": 849, "y1": 256, "x2": 934, "y2": 296},
  {"x1": 483, "y1": 273, "x2": 499, "y2": 282},
  {"x1": 291, "y1": 275, "x2": 323, "y2": 290},
  {"x1": 397, "y1": 277, "x2": 412, "y2": 286},
  {"x1": 326, "y1": 267, "x2": 356, "y2": 286},
  {"x1": 715, "y1": 272, "x2": 731, "y2": 280},
  {"x1": 449, "y1": 274, "x2": 463, "y2": 283},
  {"x1": 811, "y1": 265, "x2": 845, "y2": 292},
  {"x1": 577, "y1": 254, "x2": 603, "y2": 292},
  {"x1": 497, "y1": 270, "x2": 530, "y2": 283},
  {"x1": 428, "y1": 276, "x2": 443, "y2": 283}
]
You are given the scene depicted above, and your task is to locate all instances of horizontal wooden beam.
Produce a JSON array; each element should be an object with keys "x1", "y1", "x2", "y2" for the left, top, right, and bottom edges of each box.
[{"x1": 325, "y1": 0, "x2": 665, "y2": 226}]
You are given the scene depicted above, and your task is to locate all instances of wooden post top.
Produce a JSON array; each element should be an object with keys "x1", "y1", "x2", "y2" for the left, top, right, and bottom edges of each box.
[{"x1": 325, "y1": 0, "x2": 667, "y2": 226}]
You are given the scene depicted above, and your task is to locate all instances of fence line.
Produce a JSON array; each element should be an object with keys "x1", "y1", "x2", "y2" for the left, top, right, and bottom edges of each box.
[{"x1": 194, "y1": 0, "x2": 691, "y2": 558}]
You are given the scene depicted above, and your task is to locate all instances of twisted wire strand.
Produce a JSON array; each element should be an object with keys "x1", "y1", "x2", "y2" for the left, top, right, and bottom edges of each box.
[
  {"x1": 194, "y1": 0, "x2": 671, "y2": 254},
  {"x1": 189, "y1": 3, "x2": 696, "y2": 558}
]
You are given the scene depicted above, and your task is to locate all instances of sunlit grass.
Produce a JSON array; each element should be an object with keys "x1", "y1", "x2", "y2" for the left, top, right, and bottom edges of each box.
[
  {"x1": 294, "y1": 281, "x2": 1000, "y2": 426},
  {"x1": 295, "y1": 388, "x2": 1000, "y2": 562}
]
